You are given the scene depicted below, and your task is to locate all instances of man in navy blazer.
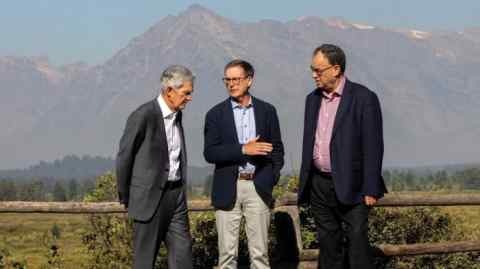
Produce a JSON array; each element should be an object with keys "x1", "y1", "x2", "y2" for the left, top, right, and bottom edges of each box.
[
  {"x1": 298, "y1": 44, "x2": 387, "y2": 268},
  {"x1": 204, "y1": 59, "x2": 284, "y2": 268}
]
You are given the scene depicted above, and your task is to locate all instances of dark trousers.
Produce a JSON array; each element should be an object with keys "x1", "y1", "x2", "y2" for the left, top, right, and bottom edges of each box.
[
  {"x1": 310, "y1": 171, "x2": 374, "y2": 269},
  {"x1": 132, "y1": 180, "x2": 193, "y2": 269}
]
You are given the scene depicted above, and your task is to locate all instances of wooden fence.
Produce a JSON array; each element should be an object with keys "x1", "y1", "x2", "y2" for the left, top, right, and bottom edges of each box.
[{"x1": 1, "y1": 193, "x2": 480, "y2": 268}]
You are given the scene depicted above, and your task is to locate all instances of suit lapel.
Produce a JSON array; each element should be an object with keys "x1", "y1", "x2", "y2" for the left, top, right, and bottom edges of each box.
[
  {"x1": 223, "y1": 98, "x2": 240, "y2": 144},
  {"x1": 177, "y1": 111, "x2": 187, "y2": 164},
  {"x1": 152, "y1": 98, "x2": 169, "y2": 157},
  {"x1": 332, "y1": 79, "x2": 353, "y2": 139},
  {"x1": 176, "y1": 110, "x2": 188, "y2": 181},
  {"x1": 252, "y1": 97, "x2": 265, "y2": 138}
]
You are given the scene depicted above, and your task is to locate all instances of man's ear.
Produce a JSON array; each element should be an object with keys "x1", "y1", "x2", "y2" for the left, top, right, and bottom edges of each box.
[
  {"x1": 247, "y1": 77, "x2": 253, "y2": 87},
  {"x1": 165, "y1": 87, "x2": 174, "y2": 97},
  {"x1": 333, "y1": 65, "x2": 342, "y2": 77}
]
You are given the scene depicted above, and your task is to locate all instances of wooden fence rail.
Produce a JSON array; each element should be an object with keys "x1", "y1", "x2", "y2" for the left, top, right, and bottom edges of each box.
[
  {"x1": 1, "y1": 192, "x2": 479, "y2": 262},
  {"x1": 1, "y1": 193, "x2": 480, "y2": 214}
]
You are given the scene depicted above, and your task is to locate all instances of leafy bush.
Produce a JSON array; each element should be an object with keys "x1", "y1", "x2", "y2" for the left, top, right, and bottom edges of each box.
[
  {"x1": 369, "y1": 207, "x2": 480, "y2": 268},
  {"x1": 81, "y1": 172, "x2": 133, "y2": 269}
]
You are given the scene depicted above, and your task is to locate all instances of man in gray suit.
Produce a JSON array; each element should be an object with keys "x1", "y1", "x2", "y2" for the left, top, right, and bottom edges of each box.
[{"x1": 116, "y1": 65, "x2": 195, "y2": 269}]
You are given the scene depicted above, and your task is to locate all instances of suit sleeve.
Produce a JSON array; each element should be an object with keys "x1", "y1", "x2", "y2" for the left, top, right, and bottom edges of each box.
[
  {"x1": 270, "y1": 106, "x2": 285, "y2": 184},
  {"x1": 116, "y1": 111, "x2": 145, "y2": 205},
  {"x1": 203, "y1": 109, "x2": 247, "y2": 164},
  {"x1": 361, "y1": 92, "x2": 385, "y2": 198}
]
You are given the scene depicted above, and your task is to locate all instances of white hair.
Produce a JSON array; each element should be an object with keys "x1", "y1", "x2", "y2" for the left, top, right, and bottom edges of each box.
[{"x1": 160, "y1": 65, "x2": 195, "y2": 91}]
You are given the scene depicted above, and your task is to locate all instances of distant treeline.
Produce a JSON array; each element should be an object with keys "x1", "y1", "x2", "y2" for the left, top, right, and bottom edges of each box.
[
  {"x1": 0, "y1": 154, "x2": 214, "y2": 201},
  {"x1": 0, "y1": 155, "x2": 115, "y2": 180},
  {"x1": 0, "y1": 177, "x2": 96, "y2": 201},
  {"x1": 383, "y1": 167, "x2": 480, "y2": 191},
  {"x1": 0, "y1": 154, "x2": 212, "y2": 186},
  {"x1": 1, "y1": 154, "x2": 478, "y2": 202}
]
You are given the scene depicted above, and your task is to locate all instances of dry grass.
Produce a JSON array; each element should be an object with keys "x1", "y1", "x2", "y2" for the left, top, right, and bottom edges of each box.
[
  {"x1": 441, "y1": 206, "x2": 480, "y2": 240},
  {"x1": 0, "y1": 213, "x2": 89, "y2": 268}
]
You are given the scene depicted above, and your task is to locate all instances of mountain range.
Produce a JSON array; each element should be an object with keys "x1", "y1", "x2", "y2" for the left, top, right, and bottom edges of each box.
[{"x1": 1, "y1": 4, "x2": 479, "y2": 170}]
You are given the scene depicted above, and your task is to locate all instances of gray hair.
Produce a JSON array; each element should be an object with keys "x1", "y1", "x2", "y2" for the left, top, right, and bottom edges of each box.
[{"x1": 160, "y1": 65, "x2": 195, "y2": 90}]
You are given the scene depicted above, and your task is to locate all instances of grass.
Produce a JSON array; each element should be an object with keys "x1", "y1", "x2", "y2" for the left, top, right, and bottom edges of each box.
[
  {"x1": 0, "y1": 213, "x2": 89, "y2": 268},
  {"x1": 441, "y1": 206, "x2": 480, "y2": 240}
]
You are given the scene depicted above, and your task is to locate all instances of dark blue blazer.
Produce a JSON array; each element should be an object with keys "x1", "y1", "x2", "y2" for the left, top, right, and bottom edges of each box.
[
  {"x1": 204, "y1": 96, "x2": 284, "y2": 209},
  {"x1": 298, "y1": 79, "x2": 387, "y2": 206}
]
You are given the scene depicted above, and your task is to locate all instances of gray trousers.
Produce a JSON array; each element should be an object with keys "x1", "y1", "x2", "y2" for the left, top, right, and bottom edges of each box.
[{"x1": 132, "y1": 180, "x2": 193, "y2": 269}]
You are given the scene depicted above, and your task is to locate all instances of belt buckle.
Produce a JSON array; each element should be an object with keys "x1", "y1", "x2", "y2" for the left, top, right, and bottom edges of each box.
[{"x1": 239, "y1": 173, "x2": 254, "y2": 180}]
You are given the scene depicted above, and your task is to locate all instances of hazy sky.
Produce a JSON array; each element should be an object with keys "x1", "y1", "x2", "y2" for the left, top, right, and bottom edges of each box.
[{"x1": 1, "y1": 0, "x2": 478, "y2": 65}]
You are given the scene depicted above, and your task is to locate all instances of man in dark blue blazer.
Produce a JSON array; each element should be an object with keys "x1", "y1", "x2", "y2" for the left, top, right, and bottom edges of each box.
[
  {"x1": 204, "y1": 59, "x2": 284, "y2": 268},
  {"x1": 298, "y1": 44, "x2": 387, "y2": 268}
]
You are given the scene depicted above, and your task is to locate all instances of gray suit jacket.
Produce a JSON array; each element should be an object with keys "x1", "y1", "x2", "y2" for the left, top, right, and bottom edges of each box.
[{"x1": 116, "y1": 99, "x2": 187, "y2": 221}]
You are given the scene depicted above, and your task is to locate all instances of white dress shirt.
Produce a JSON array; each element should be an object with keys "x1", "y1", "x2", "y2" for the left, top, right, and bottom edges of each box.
[{"x1": 157, "y1": 95, "x2": 181, "y2": 181}]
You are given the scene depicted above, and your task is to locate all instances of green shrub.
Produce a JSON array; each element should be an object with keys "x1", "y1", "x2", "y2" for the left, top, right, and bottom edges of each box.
[
  {"x1": 81, "y1": 172, "x2": 133, "y2": 269},
  {"x1": 369, "y1": 207, "x2": 480, "y2": 268}
]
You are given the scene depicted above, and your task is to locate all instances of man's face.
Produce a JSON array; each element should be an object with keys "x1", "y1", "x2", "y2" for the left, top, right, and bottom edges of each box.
[
  {"x1": 224, "y1": 66, "x2": 252, "y2": 99},
  {"x1": 311, "y1": 52, "x2": 340, "y2": 91},
  {"x1": 166, "y1": 81, "x2": 193, "y2": 111}
]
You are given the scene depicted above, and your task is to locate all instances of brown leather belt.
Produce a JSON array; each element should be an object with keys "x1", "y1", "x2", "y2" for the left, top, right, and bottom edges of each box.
[{"x1": 238, "y1": 172, "x2": 254, "y2": 180}]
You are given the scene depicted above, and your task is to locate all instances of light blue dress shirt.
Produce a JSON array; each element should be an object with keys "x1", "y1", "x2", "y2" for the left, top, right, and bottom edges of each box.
[{"x1": 231, "y1": 96, "x2": 256, "y2": 174}]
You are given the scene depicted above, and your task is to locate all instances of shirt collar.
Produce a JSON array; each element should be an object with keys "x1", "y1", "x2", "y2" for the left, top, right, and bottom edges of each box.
[
  {"x1": 322, "y1": 76, "x2": 346, "y2": 99},
  {"x1": 157, "y1": 94, "x2": 176, "y2": 119},
  {"x1": 230, "y1": 95, "x2": 253, "y2": 109}
]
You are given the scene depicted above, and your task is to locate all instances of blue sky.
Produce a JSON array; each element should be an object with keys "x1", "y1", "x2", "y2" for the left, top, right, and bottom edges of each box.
[{"x1": 1, "y1": 0, "x2": 478, "y2": 65}]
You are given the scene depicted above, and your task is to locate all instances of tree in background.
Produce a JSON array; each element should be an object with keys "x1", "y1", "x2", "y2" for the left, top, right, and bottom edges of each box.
[
  {"x1": 456, "y1": 168, "x2": 480, "y2": 190},
  {"x1": 52, "y1": 181, "x2": 67, "y2": 202},
  {"x1": 19, "y1": 179, "x2": 45, "y2": 201},
  {"x1": 0, "y1": 180, "x2": 17, "y2": 201},
  {"x1": 67, "y1": 179, "x2": 79, "y2": 201},
  {"x1": 202, "y1": 174, "x2": 213, "y2": 197}
]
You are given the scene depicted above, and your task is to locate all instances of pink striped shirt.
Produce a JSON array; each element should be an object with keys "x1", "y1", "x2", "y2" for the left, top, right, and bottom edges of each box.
[{"x1": 313, "y1": 76, "x2": 346, "y2": 172}]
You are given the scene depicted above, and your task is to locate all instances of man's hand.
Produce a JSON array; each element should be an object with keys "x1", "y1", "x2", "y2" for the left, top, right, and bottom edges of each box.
[
  {"x1": 364, "y1": 195, "x2": 377, "y2": 206},
  {"x1": 242, "y1": 136, "x2": 273, "y2": 156}
]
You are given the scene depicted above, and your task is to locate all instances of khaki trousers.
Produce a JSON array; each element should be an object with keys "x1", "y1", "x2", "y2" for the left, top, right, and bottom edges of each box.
[{"x1": 216, "y1": 180, "x2": 271, "y2": 269}]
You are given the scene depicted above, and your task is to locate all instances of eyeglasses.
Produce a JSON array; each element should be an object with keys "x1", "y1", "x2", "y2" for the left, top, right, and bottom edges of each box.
[
  {"x1": 222, "y1": 76, "x2": 249, "y2": 85},
  {"x1": 310, "y1": 65, "x2": 335, "y2": 76}
]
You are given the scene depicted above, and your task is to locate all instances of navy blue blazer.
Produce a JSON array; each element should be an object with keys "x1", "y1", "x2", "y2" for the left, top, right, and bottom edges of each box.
[
  {"x1": 298, "y1": 79, "x2": 387, "y2": 206},
  {"x1": 204, "y1": 96, "x2": 284, "y2": 209}
]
